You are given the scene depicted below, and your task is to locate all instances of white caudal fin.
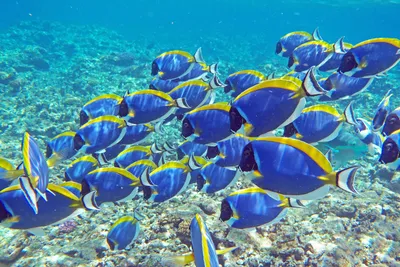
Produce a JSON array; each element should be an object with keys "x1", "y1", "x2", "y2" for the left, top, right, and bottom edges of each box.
[
  {"x1": 175, "y1": 98, "x2": 191, "y2": 109},
  {"x1": 19, "y1": 176, "x2": 38, "y2": 214},
  {"x1": 82, "y1": 191, "x2": 100, "y2": 210},
  {"x1": 96, "y1": 152, "x2": 108, "y2": 166},
  {"x1": 344, "y1": 101, "x2": 357, "y2": 125},
  {"x1": 158, "y1": 153, "x2": 167, "y2": 166},
  {"x1": 188, "y1": 154, "x2": 202, "y2": 171},
  {"x1": 163, "y1": 141, "x2": 176, "y2": 152},
  {"x1": 288, "y1": 198, "x2": 306, "y2": 208},
  {"x1": 150, "y1": 143, "x2": 164, "y2": 154},
  {"x1": 36, "y1": 189, "x2": 48, "y2": 202},
  {"x1": 312, "y1": 27, "x2": 323, "y2": 41},
  {"x1": 324, "y1": 149, "x2": 333, "y2": 164},
  {"x1": 336, "y1": 166, "x2": 359, "y2": 194},
  {"x1": 267, "y1": 72, "x2": 275, "y2": 80},
  {"x1": 140, "y1": 168, "x2": 155, "y2": 186},
  {"x1": 333, "y1": 37, "x2": 346, "y2": 54},
  {"x1": 154, "y1": 120, "x2": 165, "y2": 135},
  {"x1": 193, "y1": 47, "x2": 204, "y2": 63},
  {"x1": 209, "y1": 74, "x2": 225, "y2": 89},
  {"x1": 396, "y1": 49, "x2": 400, "y2": 55},
  {"x1": 209, "y1": 63, "x2": 219, "y2": 74},
  {"x1": 302, "y1": 67, "x2": 327, "y2": 96}
]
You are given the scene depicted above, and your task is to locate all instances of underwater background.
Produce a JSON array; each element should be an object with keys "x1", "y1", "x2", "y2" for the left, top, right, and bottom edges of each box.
[{"x1": 0, "y1": 0, "x2": 400, "y2": 266}]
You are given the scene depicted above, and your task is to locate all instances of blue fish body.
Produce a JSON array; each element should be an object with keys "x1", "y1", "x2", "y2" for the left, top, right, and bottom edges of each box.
[
  {"x1": 338, "y1": 38, "x2": 400, "y2": 78},
  {"x1": 82, "y1": 167, "x2": 139, "y2": 205},
  {"x1": 46, "y1": 131, "x2": 77, "y2": 166},
  {"x1": 125, "y1": 159, "x2": 157, "y2": 178},
  {"x1": 182, "y1": 103, "x2": 232, "y2": 145},
  {"x1": 177, "y1": 141, "x2": 208, "y2": 160},
  {"x1": 319, "y1": 73, "x2": 374, "y2": 101},
  {"x1": 382, "y1": 108, "x2": 400, "y2": 137},
  {"x1": 220, "y1": 188, "x2": 293, "y2": 229},
  {"x1": 107, "y1": 216, "x2": 140, "y2": 250},
  {"x1": 190, "y1": 214, "x2": 219, "y2": 267},
  {"x1": 169, "y1": 80, "x2": 211, "y2": 116},
  {"x1": 114, "y1": 146, "x2": 152, "y2": 168},
  {"x1": 230, "y1": 78, "x2": 308, "y2": 137},
  {"x1": 75, "y1": 116, "x2": 127, "y2": 154},
  {"x1": 120, "y1": 90, "x2": 178, "y2": 124},
  {"x1": 80, "y1": 94, "x2": 122, "y2": 125},
  {"x1": 119, "y1": 124, "x2": 154, "y2": 145},
  {"x1": 198, "y1": 162, "x2": 239, "y2": 193},
  {"x1": 152, "y1": 50, "x2": 197, "y2": 80},
  {"x1": 175, "y1": 62, "x2": 210, "y2": 82},
  {"x1": 94, "y1": 144, "x2": 126, "y2": 163},
  {"x1": 239, "y1": 137, "x2": 359, "y2": 200},
  {"x1": 211, "y1": 134, "x2": 250, "y2": 167},
  {"x1": 149, "y1": 78, "x2": 181, "y2": 93},
  {"x1": 144, "y1": 162, "x2": 190, "y2": 202},
  {"x1": 65, "y1": 155, "x2": 99, "y2": 183},
  {"x1": 289, "y1": 41, "x2": 333, "y2": 72},
  {"x1": 0, "y1": 183, "x2": 85, "y2": 230},
  {"x1": 276, "y1": 31, "x2": 313, "y2": 57},
  {"x1": 224, "y1": 70, "x2": 265, "y2": 98}
]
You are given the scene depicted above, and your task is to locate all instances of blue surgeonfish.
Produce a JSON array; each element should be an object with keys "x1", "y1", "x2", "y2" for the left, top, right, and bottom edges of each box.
[
  {"x1": 166, "y1": 214, "x2": 236, "y2": 267},
  {"x1": 197, "y1": 161, "x2": 239, "y2": 193},
  {"x1": 182, "y1": 102, "x2": 233, "y2": 145},
  {"x1": 176, "y1": 140, "x2": 208, "y2": 160},
  {"x1": 338, "y1": 38, "x2": 400, "y2": 78},
  {"x1": 46, "y1": 131, "x2": 77, "y2": 167},
  {"x1": 283, "y1": 102, "x2": 357, "y2": 144},
  {"x1": 107, "y1": 212, "x2": 143, "y2": 250},
  {"x1": 382, "y1": 107, "x2": 400, "y2": 137},
  {"x1": 276, "y1": 28, "x2": 321, "y2": 57},
  {"x1": 318, "y1": 72, "x2": 374, "y2": 101},
  {"x1": 220, "y1": 187, "x2": 304, "y2": 229},
  {"x1": 288, "y1": 39, "x2": 339, "y2": 72},
  {"x1": 169, "y1": 75, "x2": 224, "y2": 117},
  {"x1": 372, "y1": 90, "x2": 392, "y2": 132},
  {"x1": 125, "y1": 159, "x2": 157, "y2": 178},
  {"x1": 224, "y1": 70, "x2": 266, "y2": 98},
  {"x1": 114, "y1": 145, "x2": 165, "y2": 168},
  {"x1": 0, "y1": 183, "x2": 98, "y2": 235},
  {"x1": 141, "y1": 161, "x2": 198, "y2": 202},
  {"x1": 64, "y1": 155, "x2": 99, "y2": 183},
  {"x1": 81, "y1": 167, "x2": 140, "y2": 206},
  {"x1": 379, "y1": 129, "x2": 400, "y2": 167},
  {"x1": 318, "y1": 42, "x2": 353, "y2": 72},
  {"x1": 0, "y1": 158, "x2": 15, "y2": 190},
  {"x1": 239, "y1": 137, "x2": 359, "y2": 200},
  {"x1": 176, "y1": 61, "x2": 219, "y2": 82},
  {"x1": 149, "y1": 78, "x2": 182, "y2": 93},
  {"x1": 74, "y1": 116, "x2": 127, "y2": 154},
  {"x1": 180, "y1": 155, "x2": 207, "y2": 184},
  {"x1": 229, "y1": 67, "x2": 326, "y2": 137},
  {"x1": 206, "y1": 134, "x2": 250, "y2": 167},
  {"x1": 80, "y1": 94, "x2": 122, "y2": 125},
  {"x1": 119, "y1": 90, "x2": 190, "y2": 124},
  {"x1": 353, "y1": 118, "x2": 384, "y2": 155},
  {"x1": 151, "y1": 48, "x2": 205, "y2": 80}
]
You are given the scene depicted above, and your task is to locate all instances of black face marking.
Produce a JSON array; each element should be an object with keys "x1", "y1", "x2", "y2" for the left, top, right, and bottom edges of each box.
[
  {"x1": 151, "y1": 61, "x2": 159, "y2": 76},
  {"x1": 73, "y1": 134, "x2": 85, "y2": 151},
  {"x1": 224, "y1": 80, "x2": 232, "y2": 93},
  {"x1": 196, "y1": 174, "x2": 205, "y2": 191},
  {"x1": 181, "y1": 118, "x2": 194, "y2": 138},
  {"x1": 338, "y1": 52, "x2": 358, "y2": 73},
  {"x1": 323, "y1": 77, "x2": 334, "y2": 91},
  {"x1": 118, "y1": 98, "x2": 129, "y2": 117},
  {"x1": 81, "y1": 179, "x2": 91, "y2": 197},
  {"x1": 79, "y1": 110, "x2": 90, "y2": 126},
  {"x1": 143, "y1": 186, "x2": 152, "y2": 200},
  {"x1": 0, "y1": 201, "x2": 12, "y2": 223},
  {"x1": 206, "y1": 145, "x2": 219, "y2": 159},
  {"x1": 239, "y1": 143, "x2": 257, "y2": 172},
  {"x1": 229, "y1": 106, "x2": 245, "y2": 133},
  {"x1": 288, "y1": 55, "x2": 295, "y2": 68},
  {"x1": 220, "y1": 199, "x2": 233, "y2": 222},
  {"x1": 45, "y1": 144, "x2": 53, "y2": 158},
  {"x1": 379, "y1": 138, "x2": 400, "y2": 164},
  {"x1": 275, "y1": 42, "x2": 283, "y2": 54},
  {"x1": 382, "y1": 114, "x2": 400, "y2": 136},
  {"x1": 283, "y1": 123, "x2": 297, "y2": 137},
  {"x1": 176, "y1": 148, "x2": 185, "y2": 160},
  {"x1": 149, "y1": 83, "x2": 157, "y2": 89},
  {"x1": 64, "y1": 172, "x2": 71, "y2": 181}
]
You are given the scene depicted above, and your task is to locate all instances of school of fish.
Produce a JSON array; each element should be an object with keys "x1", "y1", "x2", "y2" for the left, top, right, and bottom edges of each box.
[{"x1": 1, "y1": 28, "x2": 400, "y2": 266}]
